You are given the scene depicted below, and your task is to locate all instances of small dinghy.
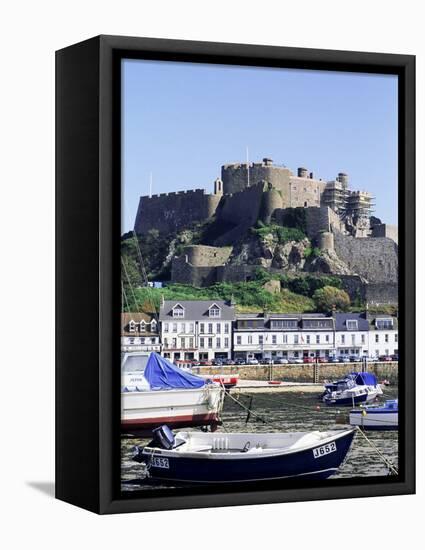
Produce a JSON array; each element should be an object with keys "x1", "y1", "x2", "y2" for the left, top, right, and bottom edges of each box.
[
  {"x1": 322, "y1": 372, "x2": 383, "y2": 406},
  {"x1": 349, "y1": 399, "x2": 398, "y2": 430},
  {"x1": 133, "y1": 425, "x2": 356, "y2": 483}
]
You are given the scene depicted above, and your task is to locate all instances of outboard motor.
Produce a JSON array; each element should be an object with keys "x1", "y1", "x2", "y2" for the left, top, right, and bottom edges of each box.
[{"x1": 150, "y1": 425, "x2": 175, "y2": 450}]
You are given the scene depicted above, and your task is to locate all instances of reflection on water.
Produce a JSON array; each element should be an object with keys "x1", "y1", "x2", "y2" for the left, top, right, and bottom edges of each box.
[{"x1": 121, "y1": 388, "x2": 398, "y2": 492}]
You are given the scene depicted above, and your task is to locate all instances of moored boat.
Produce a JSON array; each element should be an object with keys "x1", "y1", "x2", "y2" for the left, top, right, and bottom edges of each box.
[
  {"x1": 122, "y1": 352, "x2": 224, "y2": 435},
  {"x1": 349, "y1": 399, "x2": 398, "y2": 430},
  {"x1": 133, "y1": 425, "x2": 356, "y2": 483},
  {"x1": 322, "y1": 372, "x2": 383, "y2": 406}
]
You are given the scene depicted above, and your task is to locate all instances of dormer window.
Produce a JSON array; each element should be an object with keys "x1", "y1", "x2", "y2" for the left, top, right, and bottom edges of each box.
[
  {"x1": 346, "y1": 320, "x2": 358, "y2": 331},
  {"x1": 376, "y1": 318, "x2": 393, "y2": 330},
  {"x1": 139, "y1": 320, "x2": 146, "y2": 332},
  {"x1": 208, "y1": 304, "x2": 221, "y2": 318},
  {"x1": 128, "y1": 320, "x2": 136, "y2": 333},
  {"x1": 150, "y1": 319, "x2": 157, "y2": 332},
  {"x1": 172, "y1": 304, "x2": 185, "y2": 318}
]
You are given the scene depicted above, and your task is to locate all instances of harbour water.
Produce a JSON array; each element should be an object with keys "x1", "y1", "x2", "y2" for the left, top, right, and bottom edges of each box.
[{"x1": 121, "y1": 387, "x2": 398, "y2": 491}]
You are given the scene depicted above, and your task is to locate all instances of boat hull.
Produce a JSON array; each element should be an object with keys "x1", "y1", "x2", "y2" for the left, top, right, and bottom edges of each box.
[
  {"x1": 121, "y1": 385, "x2": 223, "y2": 435},
  {"x1": 323, "y1": 388, "x2": 381, "y2": 407},
  {"x1": 140, "y1": 429, "x2": 355, "y2": 483},
  {"x1": 349, "y1": 410, "x2": 398, "y2": 430}
]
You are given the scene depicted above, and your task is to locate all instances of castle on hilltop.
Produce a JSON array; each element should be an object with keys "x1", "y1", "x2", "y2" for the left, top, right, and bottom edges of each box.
[
  {"x1": 134, "y1": 157, "x2": 395, "y2": 242},
  {"x1": 133, "y1": 158, "x2": 398, "y2": 304}
]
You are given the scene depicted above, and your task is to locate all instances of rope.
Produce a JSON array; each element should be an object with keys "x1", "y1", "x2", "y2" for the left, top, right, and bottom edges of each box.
[{"x1": 354, "y1": 427, "x2": 399, "y2": 475}]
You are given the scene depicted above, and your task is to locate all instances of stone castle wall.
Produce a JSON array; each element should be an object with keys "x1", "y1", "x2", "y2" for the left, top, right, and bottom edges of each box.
[
  {"x1": 218, "y1": 182, "x2": 265, "y2": 226},
  {"x1": 134, "y1": 189, "x2": 222, "y2": 234},
  {"x1": 221, "y1": 162, "x2": 292, "y2": 198},
  {"x1": 333, "y1": 231, "x2": 398, "y2": 284}
]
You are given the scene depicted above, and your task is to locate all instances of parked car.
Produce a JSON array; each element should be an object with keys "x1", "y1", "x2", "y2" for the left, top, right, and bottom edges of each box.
[
  {"x1": 247, "y1": 358, "x2": 259, "y2": 365},
  {"x1": 338, "y1": 356, "x2": 350, "y2": 363},
  {"x1": 379, "y1": 355, "x2": 393, "y2": 362},
  {"x1": 391, "y1": 354, "x2": 399, "y2": 362},
  {"x1": 289, "y1": 357, "x2": 303, "y2": 364},
  {"x1": 303, "y1": 357, "x2": 315, "y2": 363},
  {"x1": 317, "y1": 357, "x2": 327, "y2": 363},
  {"x1": 199, "y1": 360, "x2": 212, "y2": 366},
  {"x1": 349, "y1": 355, "x2": 361, "y2": 362},
  {"x1": 275, "y1": 357, "x2": 289, "y2": 364},
  {"x1": 226, "y1": 359, "x2": 235, "y2": 365},
  {"x1": 235, "y1": 358, "x2": 246, "y2": 365},
  {"x1": 263, "y1": 358, "x2": 274, "y2": 365},
  {"x1": 327, "y1": 356, "x2": 338, "y2": 363}
]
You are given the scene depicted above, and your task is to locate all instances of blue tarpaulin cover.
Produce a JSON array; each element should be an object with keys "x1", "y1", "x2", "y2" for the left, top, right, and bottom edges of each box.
[
  {"x1": 353, "y1": 372, "x2": 378, "y2": 386},
  {"x1": 144, "y1": 352, "x2": 206, "y2": 390}
]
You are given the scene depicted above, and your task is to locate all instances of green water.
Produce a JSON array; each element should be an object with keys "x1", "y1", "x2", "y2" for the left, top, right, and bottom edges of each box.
[{"x1": 121, "y1": 387, "x2": 398, "y2": 491}]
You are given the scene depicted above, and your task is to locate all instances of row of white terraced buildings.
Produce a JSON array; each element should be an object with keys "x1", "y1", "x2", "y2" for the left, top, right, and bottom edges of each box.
[{"x1": 121, "y1": 300, "x2": 398, "y2": 363}]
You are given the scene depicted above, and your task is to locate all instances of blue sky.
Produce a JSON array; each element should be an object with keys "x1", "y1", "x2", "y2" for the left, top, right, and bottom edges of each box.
[{"x1": 122, "y1": 59, "x2": 398, "y2": 233}]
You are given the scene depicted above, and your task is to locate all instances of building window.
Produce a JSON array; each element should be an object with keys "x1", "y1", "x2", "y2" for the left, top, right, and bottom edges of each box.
[
  {"x1": 128, "y1": 320, "x2": 136, "y2": 333},
  {"x1": 351, "y1": 334, "x2": 355, "y2": 345},
  {"x1": 224, "y1": 337, "x2": 229, "y2": 348},
  {"x1": 150, "y1": 319, "x2": 157, "y2": 332},
  {"x1": 163, "y1": 338, "x2": 168, "y2": 348},
  {"x1": 189, "y1": 337, "x2": 194, "y2": 348},
  {"x1": 172, "y1": 338, "x2": 177, "y2": 348},
  {"x1": 200, "y1": 323, "x2": 205, "y2": 334},
  {"x1": 189, "y1": 323, "x2": 194, "y2": 333},
  {"x1": 172, "y1": 323, "x2": 178, "y2": 332},
  {"x1": 361, "y1": 334, "x2": 365, "y2": 344},
  {"x1": 163, "y1": 322, "x2": 169, "y2": 333},
  {"x1": 376, "y1": 318, "x2": 393, "y2": 330},
  {"x1": 172, "y1": 305, "x2": 185, "y2": 318},
  {"x1": 272, "y1": 335, "x2": 277, "y2": 344},
  {"x1": 346, "y1": 320, "x2": 358, "y2": 330},
  {"x1": 325, "y1": 334, "x2": 330, "y2": 343},
  {"x1": 306, "y1": 335, "x2": 310, "y2": 344},
  {"x1": 395, "y1": 334, "x2": 398, "y2": 343},
  {"x1": 316, "y1": 335, "x2": 320, "y2": 344},
  {"x1": 294, "y1": 335, "x2": 299, "y2": 344},
  {"x1": 385, "y1": 334, "x2": 389, "y2": 343},
  {"x1": 224, "y1": 324, "x2": 229, "y2": 334},
  {"x1": 341, "y1": 335, "x2": 345, "y2": 344},
  {"x1": 216, "y1": 323, "x2": 221, "y2": 333},
  {"x1": 181, "y1": 322, "x2": 186, "y2": 333},
  {"x1": 181, "y1": 338, "x2": 185, "y2": 349},
  {"x1": 282, "y1": 334, "x2": 288, "y2": 344},
  {"x1": 209, "y1": 305, "x2": 221, "y2": 318},
  {"x1": 216, "y1": 338, "x2": 221, "y2": 348},
  {"x1": 208, "y1": 323, "x2": 213, "y2": 334},
  {"x1": 199, "y1": 338, "x2": 205, "y2": 348},
  {"x1": 129, "y1": 337, "x2": 135, "y2": 344},
  {"x1": 375, "y1": 334, "x2": 379, "y2": 343},
  {"x1": 259, "y1": 335, "x2": 264, "y2": 345},
  {"x1": 248, "y1": 335, "x2": 253, "y2": 344},
  {"x1": 236, "y1": 335, "x2": 242, "y2": 345},
  {"x1": 208, "y1": 337, "x2": 213, "y2": 348}
]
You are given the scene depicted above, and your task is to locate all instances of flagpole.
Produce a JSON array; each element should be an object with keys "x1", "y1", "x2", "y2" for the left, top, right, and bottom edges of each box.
[
  {"x1": 149, "y1": 172, "x2": 153, "y2": 198},
  {"x1": 246, "y1": 146, "x2": 250, "y2": 187}
]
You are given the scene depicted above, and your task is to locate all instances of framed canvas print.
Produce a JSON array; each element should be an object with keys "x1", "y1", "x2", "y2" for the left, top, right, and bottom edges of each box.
[{"x1": 56, "y1": 35, "x2": 415, "y2": 514}]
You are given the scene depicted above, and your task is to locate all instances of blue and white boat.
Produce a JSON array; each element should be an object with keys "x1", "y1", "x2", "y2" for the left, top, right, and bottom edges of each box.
[
  {"x1": 133, "y1": 425, "x2": 356, "y2": 483},
  {"x1": 349, "y1": 399, "x2": 398, "y2": 430},
  {"x1": 322, "y1": 372, "x2": 383, "y2": 406}
]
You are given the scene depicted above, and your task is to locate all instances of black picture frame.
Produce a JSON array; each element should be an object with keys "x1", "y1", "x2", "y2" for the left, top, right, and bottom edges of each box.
[{"x1": 56, "y1": 35, "x2": 415, "y2": 514}]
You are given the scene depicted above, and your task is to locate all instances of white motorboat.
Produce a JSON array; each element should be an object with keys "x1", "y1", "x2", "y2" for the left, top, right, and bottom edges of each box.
[
  {"x1": 121, "y1": 352, "x2": 224, "y2": 435},
  {"x1": 349, "y1": 399, "x2": 398, "y2": 430}
]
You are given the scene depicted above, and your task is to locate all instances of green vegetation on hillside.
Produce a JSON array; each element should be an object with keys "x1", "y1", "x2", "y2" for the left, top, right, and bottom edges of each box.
[{"x1": 252, "y1": 222, "x2": 306, "y2": 243}]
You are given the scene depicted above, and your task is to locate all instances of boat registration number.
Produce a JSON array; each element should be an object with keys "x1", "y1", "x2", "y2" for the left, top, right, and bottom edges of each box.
[
  {"x1": 312, "y1": 442, "x2": 337, "y2": 459},
  {"x1": 151, "y1": 457, "x2": 170, "y2": 469}
]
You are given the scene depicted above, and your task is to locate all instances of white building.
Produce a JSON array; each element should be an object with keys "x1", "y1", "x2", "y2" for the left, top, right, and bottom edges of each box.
[
  {"x1": 121, "y1": 312, "x2": 161, "y2": 353},
  {"x1": 233, "y1": 313, "x2": 335, "y2": 361},
  {"x1": 367, "y1": 314, "x2": 398, "y2": 358},
  {"x1": 159, "y1": 300, "x2": 235, "y2": 362},
  {"x1": 334, "y1": 313, "x2": 369, "y2": 358}
]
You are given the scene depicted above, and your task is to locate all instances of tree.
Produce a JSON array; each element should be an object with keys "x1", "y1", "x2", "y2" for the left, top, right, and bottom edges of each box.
[{"x1": 313, "y1": 285, "x2": 350, "y2": 312}]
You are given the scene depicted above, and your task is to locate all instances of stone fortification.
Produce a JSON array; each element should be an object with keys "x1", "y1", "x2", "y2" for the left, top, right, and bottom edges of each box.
[
  {"x1": 333, "y1": 231, "x2": 398, "y2": 284},
  {"x1": 171, "y1": 245, "x2": 232, "y2": 286},
  {"x1": 134, "y1": 189, "x2": 221, "y2": 235}
]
